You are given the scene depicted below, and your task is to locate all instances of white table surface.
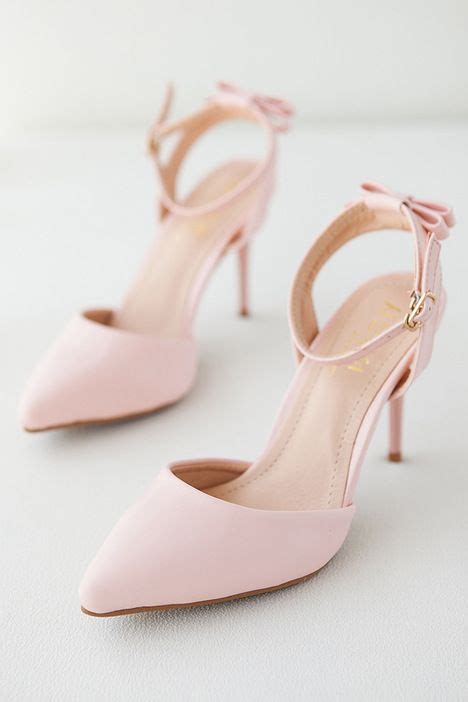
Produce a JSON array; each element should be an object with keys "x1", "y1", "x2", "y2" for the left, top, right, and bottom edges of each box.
[{"x1": 1, "y1": 121, "x2": 466, "y2": 701}]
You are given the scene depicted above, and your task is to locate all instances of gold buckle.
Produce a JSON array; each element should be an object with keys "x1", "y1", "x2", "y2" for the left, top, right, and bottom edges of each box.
[
  {"x1": 147, "y1": 127, "x2": 161, "y2": 156},
  {"x1": 404, "y1": 290, "x2": 436, "y2": 331}
]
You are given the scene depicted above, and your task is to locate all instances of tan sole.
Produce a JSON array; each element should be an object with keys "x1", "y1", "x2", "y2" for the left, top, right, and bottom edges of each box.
[
  {"x1": 81, "y1": 566, "x2": 326, "y2": 618},
  {"x1": 23, "y1": 398, "x2": 183, "y2": 433}
]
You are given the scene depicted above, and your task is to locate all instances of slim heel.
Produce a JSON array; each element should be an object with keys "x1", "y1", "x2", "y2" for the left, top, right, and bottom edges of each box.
[
  {"x1": 237, "y1": 242, "x2": 250, "y2": 317},
  {"x1": 388, "y1": 395, "x2": 404, "y2": 462}
]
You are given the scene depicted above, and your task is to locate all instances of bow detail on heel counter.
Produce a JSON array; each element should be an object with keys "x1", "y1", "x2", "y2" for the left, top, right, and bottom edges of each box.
[
  {"x1": 212, "y1": 82, "x2": 294, "y2": 132},
  {"x1": 361, "y1": 181, "x2": 455, "y2": 240}
]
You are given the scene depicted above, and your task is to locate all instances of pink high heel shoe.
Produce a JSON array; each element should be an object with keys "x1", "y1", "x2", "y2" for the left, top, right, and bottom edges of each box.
[
  {"x1": 79, "y1": 182, "x2": 454, "y2": 616},
  {"x1": 19, "y1": 83, "x2": 293, "y2": 431}
]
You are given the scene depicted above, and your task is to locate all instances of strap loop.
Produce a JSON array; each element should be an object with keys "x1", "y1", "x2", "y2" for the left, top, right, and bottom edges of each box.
[{"x1": 147, "y1": 83, "x2": 174, "y2": 156}]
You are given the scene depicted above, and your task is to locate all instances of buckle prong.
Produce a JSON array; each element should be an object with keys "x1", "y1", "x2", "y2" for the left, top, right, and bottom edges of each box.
[{"x1": 404, "y1": 290, "x2": 436, "y2": 331}]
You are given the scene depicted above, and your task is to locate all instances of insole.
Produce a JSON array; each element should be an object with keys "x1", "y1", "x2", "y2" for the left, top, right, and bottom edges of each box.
[
  {"x1": 208, "y1": 273, "x2": 417, "y2": 511},
  {"x1": 114, "y1": 160, "x2": 259, "y2": 336}
]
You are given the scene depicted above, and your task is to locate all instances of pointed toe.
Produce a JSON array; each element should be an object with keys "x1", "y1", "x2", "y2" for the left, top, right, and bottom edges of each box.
[
  {"x1": 19, "y1": 392, "x2": 61, "y2": 432},
  {"x1": 19, "y1": 311, "x2": 197, "y2": 431},
  {"x1": 79, "y1": 567, "x2": 125, "y2": 616},
  {"x1": 79, "y1": 462, "x2": 355, "y2": 616}
]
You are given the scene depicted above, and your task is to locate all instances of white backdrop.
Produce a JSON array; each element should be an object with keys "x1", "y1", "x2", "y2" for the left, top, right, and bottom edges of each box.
[
  {"x1": 2, "y1": 0, "x2": 468, "y2": 132},
  {"x1": 2, "y1": 122, "x2": 466, "y2": 701},
  {"x1": 1, "y1": 2, "x2": 467, "y2": 699}
]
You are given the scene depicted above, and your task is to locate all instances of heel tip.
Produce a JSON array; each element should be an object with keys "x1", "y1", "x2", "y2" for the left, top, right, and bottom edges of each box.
[
  {"x1": 239, "y1": 308, "x2": 250, "y2": 317},
  {"x1": 388, "y1": 451, "x2": 402, "y2": 463}
]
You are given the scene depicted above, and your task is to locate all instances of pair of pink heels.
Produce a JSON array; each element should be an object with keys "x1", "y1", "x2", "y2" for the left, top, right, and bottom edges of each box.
[{"x1": 19, "y1": 83, "x2": 455, "y2": 617}]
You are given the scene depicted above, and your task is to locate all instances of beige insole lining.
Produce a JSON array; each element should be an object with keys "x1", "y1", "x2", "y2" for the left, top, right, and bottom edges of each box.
[
  {"x1": 114, "y1": 160, "x2": 259, "y2": 336},
  {"x1": 208, "y1": 273, "x2": 416, "y2": 511}
]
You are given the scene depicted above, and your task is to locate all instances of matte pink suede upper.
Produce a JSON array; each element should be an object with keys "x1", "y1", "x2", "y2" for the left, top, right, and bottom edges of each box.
[
  {"x1": 19, "y1": 82, "x2": 291, "y2": 431},
  {"x1": 78, "y1": 181, "x2": 454, "y2": 616},
  {"x1": 79, "y1": 461, "x2": 354, "y2": 613},
  {"x1": 19, "y1": 312, "x2": 197, "y2": 430}
]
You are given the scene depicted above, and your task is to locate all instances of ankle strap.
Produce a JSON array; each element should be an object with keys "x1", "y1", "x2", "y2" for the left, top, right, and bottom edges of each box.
[
  {"x1": 289, "y1": 183, "x2": 455, "y2": 394},
  {"x1": 147, "y1": 82, "x2": 293, "y2": 220}
]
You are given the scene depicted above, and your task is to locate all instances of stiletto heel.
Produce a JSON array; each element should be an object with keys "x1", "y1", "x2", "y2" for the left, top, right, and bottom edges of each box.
[
  {"x1": 388, "y1": 395, "x2": 404, "y2": 462},
  {"x1": 80, "y1": 182, "x2": 455, "y2": 617},
  {"x1": 19, "y1": 82, "x2": 293, "y2": 432},
  {"x1": 237, "y1": 242, "x2": 250, "y2": 317}
]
